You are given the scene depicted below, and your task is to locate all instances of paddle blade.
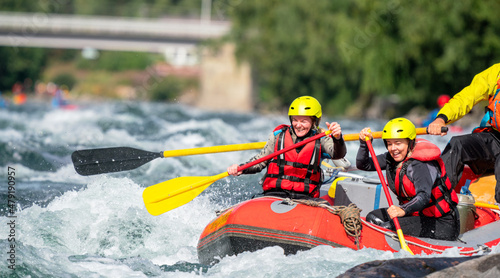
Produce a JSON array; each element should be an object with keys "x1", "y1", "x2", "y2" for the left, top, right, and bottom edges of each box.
[
  {"x1": 396, "y1": 229, "x2": 414, "y2": 255},
  {"x1": 143, "y1": 172, "x2": 229, "y2": 216},
  {"x1": 72, "y1": 147, "x2": 162, "y2": 176}
]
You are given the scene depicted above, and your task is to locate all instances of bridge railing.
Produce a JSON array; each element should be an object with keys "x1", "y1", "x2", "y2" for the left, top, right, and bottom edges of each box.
[{"x1": 0, "y1": 12, "x2": 230, "y2": 40}]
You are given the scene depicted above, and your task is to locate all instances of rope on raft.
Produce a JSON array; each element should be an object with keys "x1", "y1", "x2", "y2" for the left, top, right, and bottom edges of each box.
[
  {"x1": 216, "y1": 196, "x2": 490, "y2": 255},
  {"x1": 290, "y1": 199, "x2": 363, "y2": 249},
  {"x1": 328, "y1": 203, "x2": 363, "y2": 249}
]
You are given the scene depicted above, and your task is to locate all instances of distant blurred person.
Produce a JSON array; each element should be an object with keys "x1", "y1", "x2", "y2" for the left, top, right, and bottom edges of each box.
[
  {"x1": 428, "y1": 63, "x2": 500, "y2": 204},
  {"x1": 0, "y1": 91, "x2": 8, "y2": 108},
  {"x1": 12, "y1": 81, "x2": 27, "y2": 105},
  {"x1": 51, "y1": 86, "x2": 69, "y2": 109},
  {"x1": 422, "y1": 94, "x2": 450, "y2": 127}
]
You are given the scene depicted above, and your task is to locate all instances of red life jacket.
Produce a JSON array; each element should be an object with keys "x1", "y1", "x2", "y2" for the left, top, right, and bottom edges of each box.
[
  {"x1": 262, "y1": 125, "x2": 322, "y2": 197},
  {"x1": 388, "y1": 139, "x2": 458, "y2": 218}
]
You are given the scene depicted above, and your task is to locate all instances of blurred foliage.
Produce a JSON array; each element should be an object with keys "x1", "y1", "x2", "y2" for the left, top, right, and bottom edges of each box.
[
  {"x1": 53, "y1": 73, "x2": 77, "y2": 90},
  {"x1": 226, "y1": 0, "x2": 500, "y2": 117},
  {"x1": 0, "y1": 47, "x2": 47, "y2": 91},
  {"x1": 149, "y1": 76, "x2": 198, "y2": 102}
]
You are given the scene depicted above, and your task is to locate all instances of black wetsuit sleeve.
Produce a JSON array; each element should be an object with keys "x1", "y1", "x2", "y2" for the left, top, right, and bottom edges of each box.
[
  {"x1": 356, "y1": 140, "x2": 387, "y2": 171},
  {"x1": 321, "y1": 135, "x2": 347, "y2": 159}
]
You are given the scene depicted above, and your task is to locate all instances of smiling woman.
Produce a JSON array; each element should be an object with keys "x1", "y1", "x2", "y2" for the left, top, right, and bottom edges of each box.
[
  {"x1": 356, "y1": 118, "x2": 460, "y2": 241},
  {"x1": 381, "y1": 118, "x2": 416, "y2": 163},
  {"x1": 290, "y1": 115, "x2": 314, "y2": 137},
  {"x1": 226, "y1": 95, "x2": 347, "y2": 199}
]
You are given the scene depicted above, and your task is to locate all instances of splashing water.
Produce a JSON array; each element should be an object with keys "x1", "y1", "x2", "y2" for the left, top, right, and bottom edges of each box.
[{"x1": 0, "y1": 100, "x2": 492, "y2": 277}]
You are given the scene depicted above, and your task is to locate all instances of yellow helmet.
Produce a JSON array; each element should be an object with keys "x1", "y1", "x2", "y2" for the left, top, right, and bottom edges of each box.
[
  {"x1": 382, "y1": 117, "x2": 416, "y2": 140},
  {"x1": 288, "y1": 96, "x2": 322, "y2": 118}
]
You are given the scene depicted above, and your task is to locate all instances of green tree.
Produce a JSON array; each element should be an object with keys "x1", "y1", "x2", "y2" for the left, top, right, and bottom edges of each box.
[
  {"x1": 0, "y1": 47, "x2": 47, "y2": 91},
  {"x1": 227, "y1": 0, "x2": 500, "y2": 117},
  {"x1": 227, "y1": 0, "x2": 354, "y2": 114}
]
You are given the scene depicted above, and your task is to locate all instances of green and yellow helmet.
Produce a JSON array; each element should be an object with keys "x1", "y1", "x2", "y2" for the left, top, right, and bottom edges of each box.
[{"x1": 288, "y1": 96, "x2": 322, "y2": 126}]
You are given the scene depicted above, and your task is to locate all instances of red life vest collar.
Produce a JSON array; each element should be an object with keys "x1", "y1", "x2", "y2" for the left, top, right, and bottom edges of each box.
[{"x1": 405, "y1": 138, "x2": 441, "y2": 162}]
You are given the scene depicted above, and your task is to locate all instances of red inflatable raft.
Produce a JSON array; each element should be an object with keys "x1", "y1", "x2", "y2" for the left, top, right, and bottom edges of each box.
[{"x1": 197, "y1": 169, "x2": 500, "y2": 265}]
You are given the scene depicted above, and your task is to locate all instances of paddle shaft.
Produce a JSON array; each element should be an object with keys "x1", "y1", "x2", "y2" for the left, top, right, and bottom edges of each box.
[
  {"x1": 163, "y1": 127, "x2": 431, "y2": 156},
  {"x1": 149, "y1": 130, "x2": 332, "y2": 202},
  {"x1": 73, "y1": 127, "x2": 437, "y2": 176},
  {"x1": 143, "y1": 130, "x2": 333, "y2": 214},
  {"x1": 234, "y1": 127, "x2": 436, "y2": 172},
  {"x1": 365, "y1": 139, "x2": 398, "y2": 212},
  {"x1": 159, "y1": 128, "x2": 426, "y2": 158},
  {"x1": 162, "y1": 142, "x2": 266, "y2": 157},
  {"x1": 365, "y1": 137, "x2": 414, "y2": 254},
  {"x1": 236, "y1": 130, "x2": 332, "y2": 172},
  {"x1": 143, "y1": 126, "x2": 443, "y2": 215}
]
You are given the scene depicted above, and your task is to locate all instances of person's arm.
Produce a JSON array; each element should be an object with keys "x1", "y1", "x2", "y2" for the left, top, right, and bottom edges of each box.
[
  {"x1": 319, "y1": 121, "x2": 346, "y2": 159},
  {"x1": 398, "y1": 160, "x2": 438, "y2": 215},
  {"x1": 320, "y1": 134, "x2": 346, "y2": 160},
  {"x1": 439, "y1": 64, "x2": 500, "y2": 124},
  {"x1": 239, "y1": 132, "x2": 276, "y2": 174},
  {"x1": 428, "y1": 64, "x2": 500, "y2": 135},
  {"x1": 355, "y1": 140, "x2": 387, "y2": 171}
]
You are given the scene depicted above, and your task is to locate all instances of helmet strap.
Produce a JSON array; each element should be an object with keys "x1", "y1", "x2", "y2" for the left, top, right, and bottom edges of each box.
[{"x1": 409, "y1": 139, "x2": 416, "y2": 151}]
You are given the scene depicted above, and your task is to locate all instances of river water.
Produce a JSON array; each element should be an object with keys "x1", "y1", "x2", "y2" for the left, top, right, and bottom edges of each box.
[{"x1": 0, "y1": 100, "x2": 497, "y2": 277}]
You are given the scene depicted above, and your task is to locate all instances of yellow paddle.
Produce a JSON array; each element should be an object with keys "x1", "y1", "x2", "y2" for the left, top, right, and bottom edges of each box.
[
  {"x1": 72, "y1": 128, "x2": 428, "y2": 176},
  {"x1": 143, "y1": 128, "x2": 436, "y2": 216},
  {"x1": 143, "y1": 130, "x2": 332, "y2": 215},
  {"x1": 72, "y1": 142, "x2": 268, "y2": 176},
  {"x1": 365, "y1": 136, "x2": 415, "y2": 255}
]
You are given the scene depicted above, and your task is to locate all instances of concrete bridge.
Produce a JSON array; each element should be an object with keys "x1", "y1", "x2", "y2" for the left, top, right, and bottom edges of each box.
[
  {"x1": 0, "y1": 12, "x2": 253, "y2": 112},
  {"x1": 0, "y1": 12, "x2": 230, "y2": 65}
]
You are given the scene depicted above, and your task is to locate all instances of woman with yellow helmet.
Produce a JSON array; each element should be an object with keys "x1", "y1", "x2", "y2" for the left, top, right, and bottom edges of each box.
[
  {"x1": 227, "y1": 96, "x2": 346, "y2": 199},
  {"x1": 357, "y1": 118, "x2": 460, "y2": 240}
]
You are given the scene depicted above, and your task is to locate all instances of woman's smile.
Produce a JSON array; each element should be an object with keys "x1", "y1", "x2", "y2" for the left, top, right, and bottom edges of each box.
[
  {"x1": 291, "y1": 116, "x2": 314, "y2": 137},
  {"x1": 385, "y1": 138, "x2": 410, "y2": 162}
]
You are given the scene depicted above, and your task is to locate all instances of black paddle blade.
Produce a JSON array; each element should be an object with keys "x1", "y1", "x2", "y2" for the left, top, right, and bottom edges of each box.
[{"x1": 72, "y1": 147, "x2": 162, "y2": 176}]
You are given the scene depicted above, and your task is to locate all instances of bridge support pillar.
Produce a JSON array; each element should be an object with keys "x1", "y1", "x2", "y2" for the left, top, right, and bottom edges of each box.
[{"x1": 198, "y1": 43, "x2": 253, "y2": 113}]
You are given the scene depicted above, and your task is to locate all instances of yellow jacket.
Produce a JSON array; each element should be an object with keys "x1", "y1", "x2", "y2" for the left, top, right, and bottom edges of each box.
[{"x1": 438, "y1": 63, "x2": 500, "y2": 124}]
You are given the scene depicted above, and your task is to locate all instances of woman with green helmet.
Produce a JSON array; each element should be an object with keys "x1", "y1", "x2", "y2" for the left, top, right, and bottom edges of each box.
[
  {"x1": 227, "y1": 96, "x2": 347, "y2": 199},
  {"x1": 356, "y1": 118, "x2": 460, "y2": 240}
]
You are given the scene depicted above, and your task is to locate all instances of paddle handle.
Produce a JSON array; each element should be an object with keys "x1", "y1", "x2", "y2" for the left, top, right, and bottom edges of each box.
[
  {"x1": 237, "y1": 130, "x2": 332, "y2": 172},
  {"x1": 365, "y1": 138, "x2": 395, "y2": 207}
]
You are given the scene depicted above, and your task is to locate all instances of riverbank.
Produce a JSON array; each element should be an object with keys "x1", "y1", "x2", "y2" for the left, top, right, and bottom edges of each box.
[{"x1": 1, "y1": 56, "x2": 484, "y2": 129}]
